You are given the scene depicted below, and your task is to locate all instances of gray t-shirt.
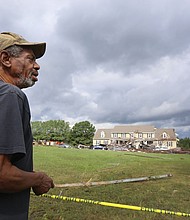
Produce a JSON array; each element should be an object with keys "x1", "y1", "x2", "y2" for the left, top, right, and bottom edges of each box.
[{"x1": 0, "y1": 81, "x2": 33, "y2": 220}]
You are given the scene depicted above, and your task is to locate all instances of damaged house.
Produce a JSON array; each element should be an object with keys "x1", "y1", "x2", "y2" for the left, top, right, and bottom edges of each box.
[{"x1": 93, "y1": 125, "x2": 177, "y2": 150}]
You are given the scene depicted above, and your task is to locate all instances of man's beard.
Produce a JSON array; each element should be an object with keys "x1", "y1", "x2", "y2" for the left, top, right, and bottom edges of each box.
[{"x1": 17, "y1": 72, "x2": 36, "y2": 89}]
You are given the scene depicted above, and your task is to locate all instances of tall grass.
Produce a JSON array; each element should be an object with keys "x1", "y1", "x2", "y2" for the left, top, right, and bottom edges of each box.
[{"x1": 29, "y1": 146, "x2": 190, "y2": 220}]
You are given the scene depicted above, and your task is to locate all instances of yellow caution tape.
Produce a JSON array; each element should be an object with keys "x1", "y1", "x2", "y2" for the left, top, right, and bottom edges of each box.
[{"x1": 37, "y1": 193, "x2": 190, "y2": 217}]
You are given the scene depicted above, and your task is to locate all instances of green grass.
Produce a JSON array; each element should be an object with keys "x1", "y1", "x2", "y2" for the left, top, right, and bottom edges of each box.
[{"x1": 29, "y1": 146, "x2": 190, "y2": 220}]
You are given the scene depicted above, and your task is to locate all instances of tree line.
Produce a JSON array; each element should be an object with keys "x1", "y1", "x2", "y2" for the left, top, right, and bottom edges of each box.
[
  {"x1": 31, "y1": 120, "x2": 190, "y2": 150},
  {"x1": 31, "y1": 120, "x2": 96, "y2": 146},
  {"x1": 178, "y1": 138, "x2": 190, "y2": 150}
]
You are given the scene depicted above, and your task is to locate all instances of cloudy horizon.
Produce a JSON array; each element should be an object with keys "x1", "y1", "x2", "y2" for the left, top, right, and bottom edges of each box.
[{"x1": 1, "y1": 0, "x2": 190, "y2": 138}]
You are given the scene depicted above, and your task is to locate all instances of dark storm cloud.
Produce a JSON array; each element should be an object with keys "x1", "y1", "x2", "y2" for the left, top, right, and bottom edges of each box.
[{"x1": 56, "y1": 0, "x2": 190, "y2": 72}]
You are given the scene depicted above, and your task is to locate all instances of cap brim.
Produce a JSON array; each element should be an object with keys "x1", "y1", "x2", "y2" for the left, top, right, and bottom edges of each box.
[{"x1": 15, "y1": 42, "x2": 46, "y2": 59}]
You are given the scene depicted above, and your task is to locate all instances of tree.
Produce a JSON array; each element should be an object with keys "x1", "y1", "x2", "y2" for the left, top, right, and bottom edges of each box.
[
  {"x1": 70, "y1": 121, "x2": 96, "y2": 146},
  {"x1": 31, "y1": 120, "x2": 71, "y2": 142},
  {"x1": 178, "y1": 138, "x2": 190, "y2": 150}
]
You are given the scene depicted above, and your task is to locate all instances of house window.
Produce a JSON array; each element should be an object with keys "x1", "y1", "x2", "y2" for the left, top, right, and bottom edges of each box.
[
  {"x1": 130, "y1": 133, "x2": 134, "y2": 138},
  {"x1": 162, "y1": 132, "x2": 167, "y2": 138},
  {"x1": 113, "y1": 133, "x2": 118, "y2": 138},
  {"x1": 138, "y1": 133, "x2": 143, "y2": 138},
  {"x1": 158, "y1": 141, "x2": 162, "y2": 146},
  {"x1": 101, "y1": 131, "x2": 105, "y2": 138},
  {"x1": 122, "y1": 133, "x2": 126, "y2": 138},
  {"x1": 167, "y1": 141, "x2": 173, "y2": 147},
  {"x1": 148, "y1": 133, "x2": 152, "y2": 138}
]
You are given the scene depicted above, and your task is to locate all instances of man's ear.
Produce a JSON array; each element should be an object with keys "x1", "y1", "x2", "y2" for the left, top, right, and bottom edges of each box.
[{"x1": 0, "y1": 51, "x2": 12, "y2": 67}]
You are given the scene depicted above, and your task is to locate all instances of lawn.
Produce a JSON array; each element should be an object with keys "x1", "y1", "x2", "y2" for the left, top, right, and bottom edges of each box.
[{"x1": 29, "y1": 146, "x2": 190, "y2": 220}]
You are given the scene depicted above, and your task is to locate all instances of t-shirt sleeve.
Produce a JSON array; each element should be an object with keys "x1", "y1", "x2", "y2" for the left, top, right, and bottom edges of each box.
[{"x1": 0, "y1": 91, "x2": 26, "y2": 156}]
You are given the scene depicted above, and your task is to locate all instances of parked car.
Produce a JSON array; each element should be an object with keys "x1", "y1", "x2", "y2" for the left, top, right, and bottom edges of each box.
[
  {"x1": 92, "y1": 145, "x2": 108, "y2": 150},
  {"x1": 93, "y1": 145, "x2": 104, "y2": 150},
  {"x1": 154, "y1": 146, "x2": 169, "y2": 151},
  {"x1": 59, "y1": 144, "x2": 70, "y2": 148}
]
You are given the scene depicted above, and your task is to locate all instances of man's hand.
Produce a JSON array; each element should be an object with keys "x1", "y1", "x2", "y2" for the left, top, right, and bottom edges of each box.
[{"x1": 32, "y1": 172, "x2": 54, "y2": 195}]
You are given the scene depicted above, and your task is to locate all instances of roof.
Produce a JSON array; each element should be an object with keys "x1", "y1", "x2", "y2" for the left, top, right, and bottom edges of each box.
[
  {"x1": 93, "y1": 125, "x2": 177, "y2": 140},
  {"x1": 113, "y1": 125, "x2": 155, "y2": 133},
  {"x1": 94, "y1": 129, "x2": 112, "y2": 139},
  {"x1": 155, "y1": 128, "x2": 176, "y2": 140},
  {"x1": 94, "y1": 125, "x2": 156, "y2": 139}
]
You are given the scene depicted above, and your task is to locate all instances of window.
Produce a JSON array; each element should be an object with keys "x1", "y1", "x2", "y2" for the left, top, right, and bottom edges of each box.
[
  {"x1": 130, "y1": 133, "x2": 134, "y2": 138},
  {"x1": 101, "y1": 131, "x2": 105, "y2": 138},
  {"x1": 167, "y1": 141, "x2": 173, "y2": 147},
  {"x1": 122, "y1": 133, "x2": 126, "y2": 138},
  {"x1": 138, "y1": 133, "x2": 143, "y2": 138},
  {"x1": 162, "y1": 132, "x2": 167, "y2": 138},
  {"x1": 158, "y1": 141, "x2": 162, "y2": 146},
  {"x1": 113, "y1": 133, "x2": 118, "y2": 138}
]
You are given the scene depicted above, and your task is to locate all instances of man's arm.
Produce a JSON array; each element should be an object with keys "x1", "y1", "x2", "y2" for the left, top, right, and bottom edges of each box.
[{"x1": 0, "y1": 154, "x2": 54, "y2": 195}]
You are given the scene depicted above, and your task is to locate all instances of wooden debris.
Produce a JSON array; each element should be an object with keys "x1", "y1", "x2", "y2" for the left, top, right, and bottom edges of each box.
[{"x1": 55, "y1": 174, "x2": 172, "y2": 188}]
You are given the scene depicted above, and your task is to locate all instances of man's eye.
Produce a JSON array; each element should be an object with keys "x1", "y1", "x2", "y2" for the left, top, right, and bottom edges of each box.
[{"x1": 28, "y1": 57, "x2": 35, "y2": 62}]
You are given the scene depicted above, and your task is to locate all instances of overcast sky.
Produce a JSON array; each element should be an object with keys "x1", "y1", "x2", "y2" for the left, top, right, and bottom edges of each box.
[{"x1": 1, "y1": 0, "x2": 190, "y2": 137}]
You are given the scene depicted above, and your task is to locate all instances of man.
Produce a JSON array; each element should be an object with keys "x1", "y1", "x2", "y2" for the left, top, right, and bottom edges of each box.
[{"x1": 0, "y1": 32, "x2": 54, "y2": 220}]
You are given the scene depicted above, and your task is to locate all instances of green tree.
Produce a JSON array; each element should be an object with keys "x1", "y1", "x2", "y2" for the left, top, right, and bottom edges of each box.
[
  {"x1": 31, "y1": 120, "x2": 71, "y2": 142},
  {"x1": 178, "y1": 138, "x2": 190, "y2": 150},
  {"x1": 70, "y1": 121, "x2": 96, "y2": 146}
]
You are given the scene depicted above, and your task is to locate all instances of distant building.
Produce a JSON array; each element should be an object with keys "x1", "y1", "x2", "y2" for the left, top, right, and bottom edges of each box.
[{"x1": 93, "y1": 125, "x2": 177, "y2": 150}]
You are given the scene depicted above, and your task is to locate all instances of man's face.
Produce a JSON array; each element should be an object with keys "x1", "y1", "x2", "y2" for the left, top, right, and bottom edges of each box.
[{"x1": 10, "y1": 48, "x2": 40, "y2": 89}]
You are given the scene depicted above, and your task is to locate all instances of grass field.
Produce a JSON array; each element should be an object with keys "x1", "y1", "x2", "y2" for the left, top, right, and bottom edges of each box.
[{"x1": 29, "y1": 146, "x2": 190, "y2": 220}]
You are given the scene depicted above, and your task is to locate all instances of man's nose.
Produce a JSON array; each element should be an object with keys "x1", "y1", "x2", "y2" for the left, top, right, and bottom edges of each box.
[{"x1": 33, "y1": 61, "x2": 40, "y2": 70}]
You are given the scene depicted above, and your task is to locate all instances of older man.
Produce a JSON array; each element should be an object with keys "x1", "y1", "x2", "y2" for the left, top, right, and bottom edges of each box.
[{"x1": 0, "y1": 32, "x2": 54, "y2": 220}]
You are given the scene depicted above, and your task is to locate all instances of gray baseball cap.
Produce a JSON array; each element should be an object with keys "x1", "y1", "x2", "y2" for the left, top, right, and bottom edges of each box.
[{"x1": 0, "y1": 32, "x2": 46, "y2": 59}]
